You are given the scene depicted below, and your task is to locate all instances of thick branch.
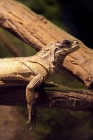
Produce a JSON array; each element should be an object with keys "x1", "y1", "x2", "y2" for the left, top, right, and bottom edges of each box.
[
  {"x1": 0, "y1": 83, "x2": 92, "y2": 112},
  {"x1": 0, "y1": 0, "x2": 93, "y2": 88}
]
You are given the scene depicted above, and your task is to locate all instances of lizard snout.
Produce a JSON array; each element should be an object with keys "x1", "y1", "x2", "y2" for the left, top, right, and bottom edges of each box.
[{"x1": 72, "y1": 40, "x2": 78, "y2": 46}]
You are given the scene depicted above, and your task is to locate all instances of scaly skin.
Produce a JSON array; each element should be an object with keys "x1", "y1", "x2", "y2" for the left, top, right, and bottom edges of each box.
[{"x1": 0, "y1": 40, "x2": 79, "y2": 129}]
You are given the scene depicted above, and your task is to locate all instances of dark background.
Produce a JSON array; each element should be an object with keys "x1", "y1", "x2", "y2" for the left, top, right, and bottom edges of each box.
[{"x1": 21, "y1": 0, "x2": 93, "y2": 49}]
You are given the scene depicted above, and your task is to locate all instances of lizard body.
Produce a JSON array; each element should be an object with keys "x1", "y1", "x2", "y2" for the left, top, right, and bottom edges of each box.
[{"x1": 0, "y1": 40, "x2": 79, "y2": 129}]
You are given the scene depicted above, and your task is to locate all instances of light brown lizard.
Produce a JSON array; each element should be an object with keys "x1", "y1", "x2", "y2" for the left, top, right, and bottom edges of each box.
[{"x1": 0, "y1": 40, "x2": 79, "y2": 129}]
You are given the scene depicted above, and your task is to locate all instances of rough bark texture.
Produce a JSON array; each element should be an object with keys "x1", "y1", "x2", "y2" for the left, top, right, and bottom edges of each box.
[
  {"x1": 0, "y1": 0, "x2": 93, "y2": 88},
  {"x1": 0, "y1": 84, "x2": 92, "y2": 112},
  {"x1": 0, "y1": 80, "x2": 92, "y2": 112}
]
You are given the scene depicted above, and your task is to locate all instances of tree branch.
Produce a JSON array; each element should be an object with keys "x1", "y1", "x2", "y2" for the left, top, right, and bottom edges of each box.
[{"x1": 0, "y1": 82, "x2": 92, "y2": 112}]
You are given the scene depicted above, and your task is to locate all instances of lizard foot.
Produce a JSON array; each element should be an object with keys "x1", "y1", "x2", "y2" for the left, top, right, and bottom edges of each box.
[{"x1": 27, "y1": 104, "x2": 38, "y2": 130}]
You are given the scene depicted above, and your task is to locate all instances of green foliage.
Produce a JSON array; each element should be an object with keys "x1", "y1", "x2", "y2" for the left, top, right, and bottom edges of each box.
[
  {"x1": 48, "y1": 70, "x2": 86, "y2": 89},
  {"x1": 0, "y1": 40, "x2": 12, "y2": 57},
  {"x1": 0, "y1": 28, "x2": 36, "y2": 57}
]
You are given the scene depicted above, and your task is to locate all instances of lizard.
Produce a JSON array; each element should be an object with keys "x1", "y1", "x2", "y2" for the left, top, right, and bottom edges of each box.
[{"x1": 0, "y1": 40, "x2": 79, "y2": 129}]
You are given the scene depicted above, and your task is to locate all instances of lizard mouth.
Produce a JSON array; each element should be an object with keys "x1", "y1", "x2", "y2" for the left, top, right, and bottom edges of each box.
[{"x1": 72, "y1": 40, "x2": 79, "y2": 48}]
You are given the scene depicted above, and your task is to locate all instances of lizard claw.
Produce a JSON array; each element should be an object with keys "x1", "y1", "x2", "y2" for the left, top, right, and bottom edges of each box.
[{"x1": 27, "y1": 104, "x2": 38, "y2": 130}]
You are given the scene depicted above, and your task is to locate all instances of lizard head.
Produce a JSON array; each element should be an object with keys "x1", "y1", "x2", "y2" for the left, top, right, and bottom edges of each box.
[
  {"x1": 54, "y1": 40, "x2": 79, "y2": 57},
  {"x1": 37, "y1": 40, "x2": 79, "y2": 67},
  {"x1": 36, "y1": 40, "x2": 79, "y2": 74},
  {"x1": 49, "y1": 40, "x2": 80, "y2": 72}
]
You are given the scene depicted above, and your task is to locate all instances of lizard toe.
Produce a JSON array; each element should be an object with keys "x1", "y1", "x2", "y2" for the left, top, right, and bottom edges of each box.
[{"x1": 27, "y1": 105, "x2": 38, "y2": 130}]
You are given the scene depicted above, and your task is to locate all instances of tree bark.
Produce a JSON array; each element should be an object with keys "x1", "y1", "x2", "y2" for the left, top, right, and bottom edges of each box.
[{"x1": 0, "y1": 83, "x2": 93, "y2": 112}]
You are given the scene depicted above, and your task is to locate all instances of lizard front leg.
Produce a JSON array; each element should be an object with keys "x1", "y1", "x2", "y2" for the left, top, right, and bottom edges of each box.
[{"x1": 26, "y1": 75, "x2": 45, "y2": 130}]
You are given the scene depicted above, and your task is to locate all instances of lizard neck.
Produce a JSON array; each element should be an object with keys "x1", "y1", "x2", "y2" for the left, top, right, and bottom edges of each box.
[
  {"x1": 36, "y1": 51, "x2": 65, "y2": 75},
  {"x1": 53, "y1": 56, "x2": 65, "y2": 72}
]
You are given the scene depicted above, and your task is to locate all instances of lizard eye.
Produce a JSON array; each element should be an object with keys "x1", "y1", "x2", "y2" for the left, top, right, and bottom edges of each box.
[{"x1": 61, "y1": 40, "x2": 71, "y2": 48}]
